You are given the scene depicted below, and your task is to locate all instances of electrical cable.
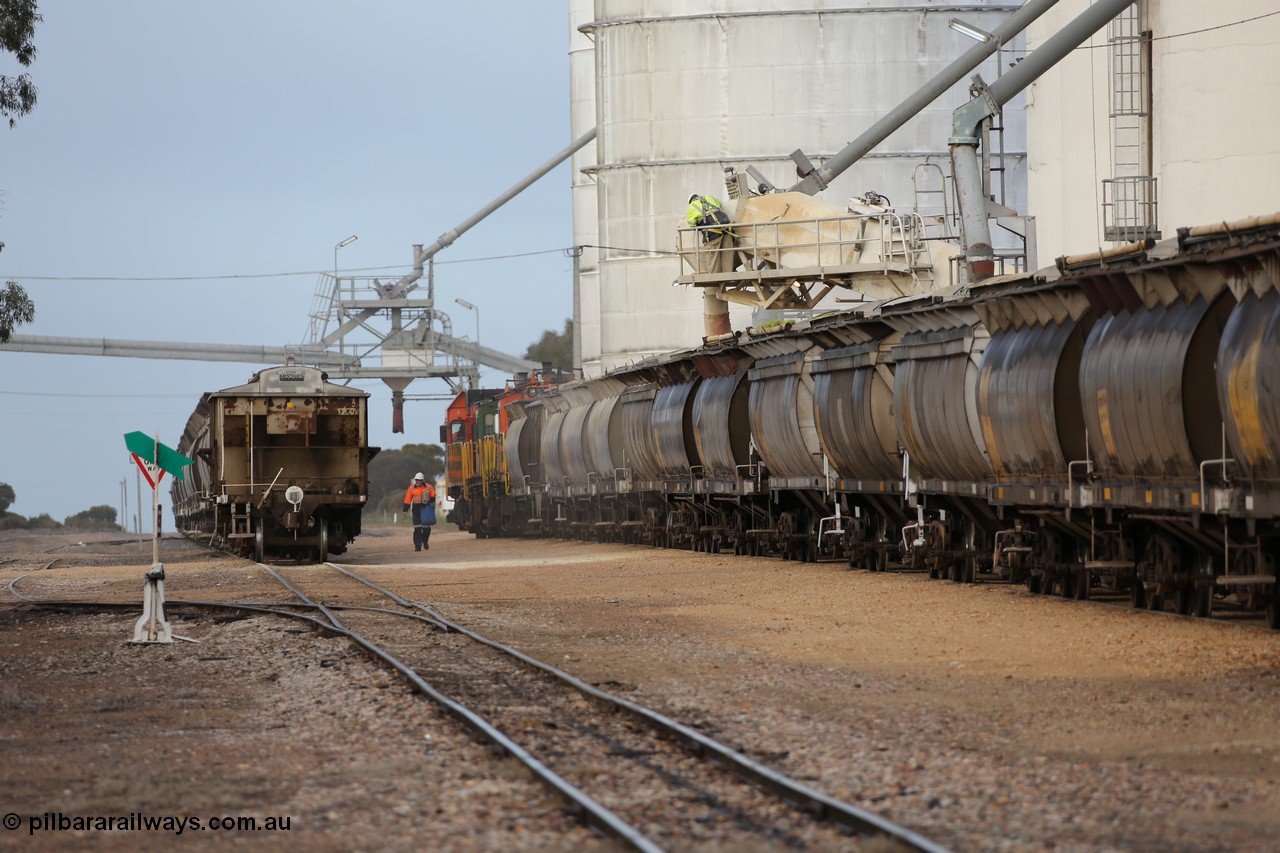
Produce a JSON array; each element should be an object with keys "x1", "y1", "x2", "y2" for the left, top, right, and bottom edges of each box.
[
  {"x1": 578, "y1": 244, "x2": 680, "y2": 256},
  {"x1": 1004, "y1": 9, "x2": 1280, "y2": 52},
  {"x1": 1, "y1": 248, "x2": 571, "y2": 283},
  {"x1": 0, "y1": 389, "x2": 191, "y2": 399},
  {"x1": 4, "y1": 239, "x2": 690, "y2": 283}
]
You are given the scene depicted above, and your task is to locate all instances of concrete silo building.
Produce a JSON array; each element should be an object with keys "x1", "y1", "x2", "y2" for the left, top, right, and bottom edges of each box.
[
  {"x1": 1024, "y1": 0, "x2": 1280, "y2": 259},
  {"x1": 570, "y1": 1, "x2": 1031, "y2": 376}
]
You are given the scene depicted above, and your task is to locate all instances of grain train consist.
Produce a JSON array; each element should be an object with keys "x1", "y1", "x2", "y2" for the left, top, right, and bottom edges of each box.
[
  {"x1": 446, "y1": 214, "x2": 1280, "y2": 629},
  {"x1": 172, "y1": 365, "x2": 379, "y2": 562}
]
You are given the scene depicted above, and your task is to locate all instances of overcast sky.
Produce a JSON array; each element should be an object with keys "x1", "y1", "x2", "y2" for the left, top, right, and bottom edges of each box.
[{"x1": 0, "y1": 2, "x2": 575, "y2": 525}]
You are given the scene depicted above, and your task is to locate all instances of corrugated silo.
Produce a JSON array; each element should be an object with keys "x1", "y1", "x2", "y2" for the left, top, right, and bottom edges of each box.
[
  {"x1": 573, "y1": 1, "x2": 1027, "y2": 376},
  {"x1": 569, "y1": 0, "x2": 601, "y2": 376}
]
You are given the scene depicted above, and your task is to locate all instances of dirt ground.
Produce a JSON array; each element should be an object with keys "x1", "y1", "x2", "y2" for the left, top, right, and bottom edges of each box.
[{"x1": 2, "y1": 524, "x2": 1278, "y2": 851}]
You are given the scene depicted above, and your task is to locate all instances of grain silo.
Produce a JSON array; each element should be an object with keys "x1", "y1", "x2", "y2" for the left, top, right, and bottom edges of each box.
[{"x1": 571, "y1": 1, "x2": 1029, "y2": 376}]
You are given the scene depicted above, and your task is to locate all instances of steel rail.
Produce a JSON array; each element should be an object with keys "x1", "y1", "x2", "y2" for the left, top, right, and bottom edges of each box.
[
  {"x1": 4, "y1": 575, "x2": 958, "y2": 849},
  {"x1": 7, "y1": 569, "x2": 652, "y2": 847},
  {"x1": 258, "y1": 563, "x2": 662, "y2": 853},
  {"x1": 319, "y1": 562, "x2": 951, "y2": 853}
]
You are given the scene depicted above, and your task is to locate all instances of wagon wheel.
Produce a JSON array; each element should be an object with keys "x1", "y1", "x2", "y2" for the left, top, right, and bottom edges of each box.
[
  {"x1": 1191, "y1": 552, "x2": 1213, "y2": 618},
  {"x1": 253, "y1": 523, "x2": 265, "y2": 563},
  {"x1": 317, "y1": 522, "x2": 329, "y2": 564},
  {"x1": 1173, "y1": 586, "x2": 1195, "y2": 617},
  {"x1": 777, "y1": 512, "x2": 797, "y2": 561},
  {"x1": 961, "y1": 519, "x2": 978, "y2": 584},
  {"x1": 1006, "y1": 549, "x2": 1026, "y2": 584},
  {"x1": 1145, "y1": 587, "x2": 1166, "y2": 612},
  {"x1": 1194, "y1": 585, "x2": 1213, "y2": 619},
  {"x1": 1035, "y1": 529, "x2": 1062, "y2": 596},
  {"x1": 1073, "y1": 567, "x2": 1091, "y2": 600},
  {"x1": 872, "y1": 516, "x2": 890, "y2": 572},
  {"x1": 1142, "y1": 534, "x2": 1177, "y2": 613},
  {"x1": 644, "y1": 508, "x2": 660, "y2": 547},
  {"x1": 1229, "y1": 549, "x2": 1263, "y2": 610},
  {"x1": 721, "y1": 513, "x2": 739, "y2": 555},
  {"x1": 853, "y1": 533, "x2": 870, "y2": 569}
]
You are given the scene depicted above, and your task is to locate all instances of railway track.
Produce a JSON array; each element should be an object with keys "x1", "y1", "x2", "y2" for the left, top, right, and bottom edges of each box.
[
  {"x1": 862, "y1": 558, "x2": 1278, "y2": 632},
  {"x1": 255, "y1": 559, "x2": 950, "y2": 852},
  {"x1": 6, "y1": 534, "x2": 1279, "y2": 850}
]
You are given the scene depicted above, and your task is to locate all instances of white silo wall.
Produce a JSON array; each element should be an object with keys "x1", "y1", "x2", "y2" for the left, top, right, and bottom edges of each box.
[
  {"x1": 574, "y1": 1, "x2": 1028, "y2": 373},
  {"x1": 570, "y1": 0, "x2": 601, "y2": 375}
]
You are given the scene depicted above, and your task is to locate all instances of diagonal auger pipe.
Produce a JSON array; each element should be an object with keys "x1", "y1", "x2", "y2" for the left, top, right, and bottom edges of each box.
[
  {"x1": 788, "y1": 0, "x2": 1063, "y2": 196},
  {"x1": 320, "y1": 127, "x2": 598, "y2": 349},
  {"x1": 952, "y1": 0, "x2": 1135, "y2": 281}
]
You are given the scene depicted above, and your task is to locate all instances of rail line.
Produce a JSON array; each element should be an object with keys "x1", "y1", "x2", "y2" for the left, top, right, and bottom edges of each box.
[
  {"x1": 257, "y1": 560, "x2": 951, "y2": 852},
  {"x1": 867, "y1": 557, "x2": 1277, "y2": 631}
]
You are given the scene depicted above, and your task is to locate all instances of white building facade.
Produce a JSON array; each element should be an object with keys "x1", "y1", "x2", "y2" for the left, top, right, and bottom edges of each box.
[{"x1": 1025, "y1": 1, "x2": 1280, "y2": 259}]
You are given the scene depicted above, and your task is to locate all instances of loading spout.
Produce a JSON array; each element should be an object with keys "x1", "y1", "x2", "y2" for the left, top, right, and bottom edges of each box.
[
  {"x1": 703, "y1": 289, "x2": 731, "y2": 338},
  {"x1": 950, "y1": 0, "x2": 1137, "y2": 281},
  {"x1": 329, "y1": 128, "x2": 599, "y2": 341},
  {"x1": 789, "y1": 0, "x2": 1062, "y2": 196}
]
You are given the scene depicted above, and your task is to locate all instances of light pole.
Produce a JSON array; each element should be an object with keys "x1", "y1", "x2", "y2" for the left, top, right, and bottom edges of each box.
[
  {"x1": 454, "y1": 298, "x2": 479, "y2": 352},
  {"x1": 334, "y1": 234, "x2": 357, "y2": 281},
  {"x1": 948, "y1": 18, "x2": 1001, "y2": 78}
]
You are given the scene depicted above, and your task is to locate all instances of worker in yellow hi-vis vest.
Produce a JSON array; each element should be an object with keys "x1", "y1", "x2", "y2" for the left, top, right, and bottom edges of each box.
[{"x1": 686, "y1": 194, "x2": 734, "y2": 241}]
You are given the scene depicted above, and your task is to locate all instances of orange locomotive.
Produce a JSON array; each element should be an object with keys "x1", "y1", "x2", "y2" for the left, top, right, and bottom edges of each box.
[{"x1": 441, "y1": 366, "x2": 571, "y2": 537}]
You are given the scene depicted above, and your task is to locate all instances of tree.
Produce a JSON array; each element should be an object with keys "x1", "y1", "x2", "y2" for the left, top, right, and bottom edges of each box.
[
  {"x1": 367, "y1": 444, "x2": 445, "y2": 515},
  {"x1": 0, "y1": 0, "x2": 40, "y2": 128},
  {"x1": 0, "y1": 280, "x2": 34, "y2": 342},
  {"x1": 65, "y1": 505, "x2": 119, "y2": 530},
  {"x1": 0, "y1": 482, "x2": 13, "y2": 514},
  {"x1": 524, "y1": 318, "x2": 574, "y2": 369},
  {"x1": 0, "y1": 2, "x2": 40, "y2": 342}
]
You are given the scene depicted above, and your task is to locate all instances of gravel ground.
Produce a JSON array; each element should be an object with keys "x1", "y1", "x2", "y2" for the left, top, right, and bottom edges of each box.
[{"x1": 1, "y1": 526, "x2": 1278, "y2": 851}]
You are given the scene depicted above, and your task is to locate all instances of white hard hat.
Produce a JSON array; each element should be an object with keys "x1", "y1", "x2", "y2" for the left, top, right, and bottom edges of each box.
[
  {"x1": 688, "y1": 193, "x2": 700, "y2": 203},
  {"x1": 414, "y1": 472, "x2": 425, "y2": 480}
]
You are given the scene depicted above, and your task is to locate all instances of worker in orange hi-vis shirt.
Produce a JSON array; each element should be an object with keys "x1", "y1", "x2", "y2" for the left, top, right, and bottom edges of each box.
[{"x1": 402, "y1": 473, "x2": 437, "y2": 552}]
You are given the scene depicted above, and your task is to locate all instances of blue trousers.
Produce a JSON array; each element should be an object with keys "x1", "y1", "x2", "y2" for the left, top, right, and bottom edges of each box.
[{"x1": 411, "y1": 504, "x2": 433, "y2": 550}]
